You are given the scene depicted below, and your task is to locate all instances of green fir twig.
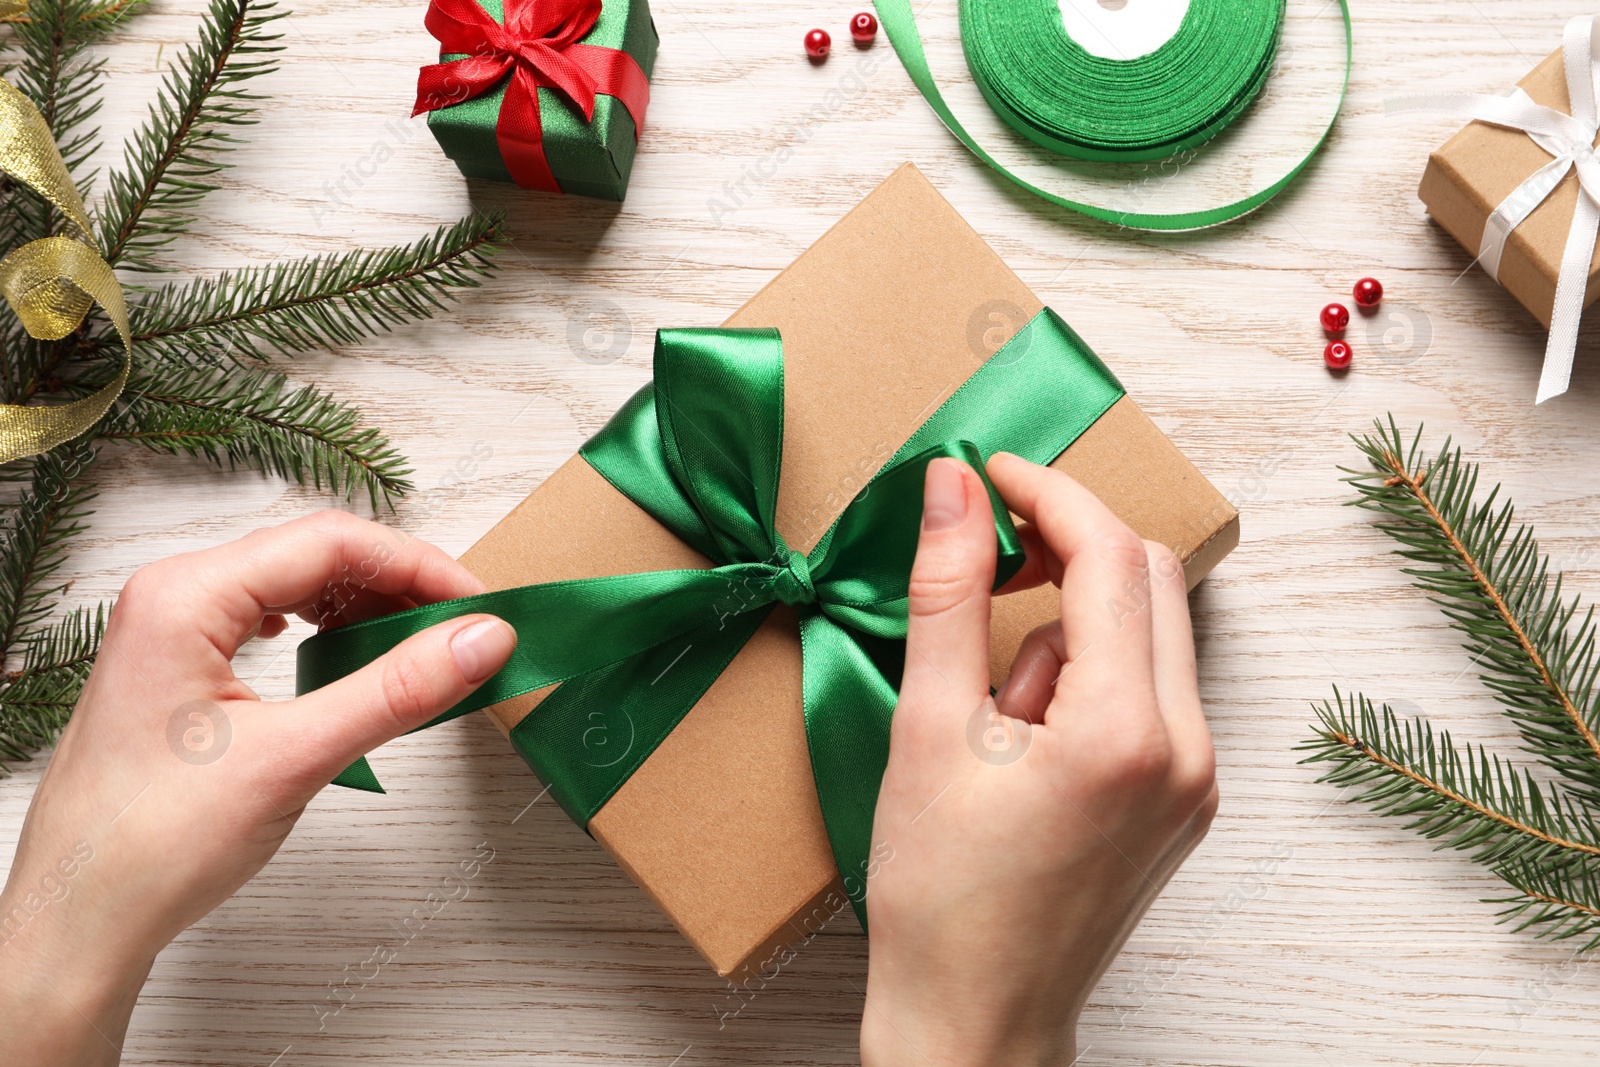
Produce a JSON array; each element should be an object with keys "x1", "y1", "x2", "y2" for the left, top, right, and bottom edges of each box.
[
  {"x1": 96, "y1": 0, "x2": 284, "y2": 270},
  {"x1": 122, "y1": 215, "x2": 501, "y2": 365},
  {"x1": 1302, "y1": 417, "x2": 1600, "y2": 946},
  {"x1": 96, "y1": 362, "x2": 415, "y2": 507},
  {"x1": 0, "y1": 602, "x2": 105, "y2": 769},
  {"x1": 1345, "y1": 418, "x2": 1600, "y2": 805},
  {"x1": 0, "y1": 442, "x2": 97, "y2": 660}
]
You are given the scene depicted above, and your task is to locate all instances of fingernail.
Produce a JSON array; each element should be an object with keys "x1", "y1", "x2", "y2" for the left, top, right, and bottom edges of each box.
[
  {"x1": 452, "y1": 617, "x2": 516, "y2": 683},
  {"x1": 923, "y1": 458, "x2": 968, "y2": 532}
]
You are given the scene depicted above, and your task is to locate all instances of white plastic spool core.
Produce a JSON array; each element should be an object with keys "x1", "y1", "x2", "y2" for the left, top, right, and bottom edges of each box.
[{"x1": 1057, "y1": 0, "x2": 1192, "y2": 60}]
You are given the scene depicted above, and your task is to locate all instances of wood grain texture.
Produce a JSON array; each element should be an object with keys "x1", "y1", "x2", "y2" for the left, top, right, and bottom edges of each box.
[{"x1": 7, "y1": 0, "x2": 1600, "y2": 1063}]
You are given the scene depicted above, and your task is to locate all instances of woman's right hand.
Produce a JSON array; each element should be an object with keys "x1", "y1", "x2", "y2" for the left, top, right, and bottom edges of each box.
[{"x1": 862, "y1": 452, "x2": 1218, "y2": 1067}]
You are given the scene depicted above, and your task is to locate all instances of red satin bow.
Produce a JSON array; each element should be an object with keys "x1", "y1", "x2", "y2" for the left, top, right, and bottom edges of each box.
[{"x1": 412, "y1": 0, "x2": 650, "y2": 192}]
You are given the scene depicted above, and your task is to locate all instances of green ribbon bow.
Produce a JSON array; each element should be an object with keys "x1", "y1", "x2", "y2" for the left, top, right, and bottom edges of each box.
[{"x1": 296, "y1": 307, "x2": 1124, "y2": 924}]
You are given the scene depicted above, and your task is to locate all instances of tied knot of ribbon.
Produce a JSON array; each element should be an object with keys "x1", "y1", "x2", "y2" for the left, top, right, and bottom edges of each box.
[
  {"x1": 295, "y1": 308, "x2": 1127, "y2": 925},
  {"x1": 769, "y1": 548, "x2": 817, "y2": 607},
  {"x1": 1389, "y1": 14, "x2": 1600, "y2": 403},
  {"x1": 412, "y1": 0, "x2": 650, "y2": 193}
]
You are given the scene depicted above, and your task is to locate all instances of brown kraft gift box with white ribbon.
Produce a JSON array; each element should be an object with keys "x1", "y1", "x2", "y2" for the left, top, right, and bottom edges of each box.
[
  {"x1": 457, "y1": 162, "x2": 1240, "y2": 980},
  {"x1": 1419, "y1": 49, "x2": 1600, "y2": 327}
]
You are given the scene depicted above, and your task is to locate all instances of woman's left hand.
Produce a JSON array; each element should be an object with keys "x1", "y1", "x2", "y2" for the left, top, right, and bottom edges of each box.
[{"x1": 0, "y1": 510, "x2": 516, "y2": 1066}]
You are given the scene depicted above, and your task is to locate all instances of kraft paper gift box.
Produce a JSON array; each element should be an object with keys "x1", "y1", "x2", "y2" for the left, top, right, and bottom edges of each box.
[
  {"x1": 442, "y1": 162, "x2": 1239, "y2": 980},
  {"x1": 1420, "y1": 49, "x2": 1600, "y2": 328}
]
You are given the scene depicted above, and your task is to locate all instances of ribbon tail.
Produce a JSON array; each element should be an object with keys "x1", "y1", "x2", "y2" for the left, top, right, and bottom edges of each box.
[
  {"x1": 332, "y1": 757, "x2": 386, "y2": 794},
  {"x1": 510, "y1": 607, "x2": 769, "y2": 825},
  {"x1": 1536, "y1": 187, "x2": 1600, "y2": 403},
  {"x1": 414, "y1": 55, "x2": 515, "y2": 116},
  {"x1": 798, "y1": 612, "x2": 899, "y2": 929},
  {"x1": 1563, "y1": 15, "x2": 1600, "y2": 132},
  {"x1": 566, "y1": 42, "x2": 651, "y2": 135},
  {"x1": 498, "y1": 65, "x2": 562, "y2": 192}
]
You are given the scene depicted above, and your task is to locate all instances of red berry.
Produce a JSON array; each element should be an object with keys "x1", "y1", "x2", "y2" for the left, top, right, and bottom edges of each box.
[
  {"x1": 1324, "y1": 340, "x2": 1352, "y2": 370},
  {"x1": 1353, "y1": 277, "x2": 1383, "y2": 307},
  {"x1": 850, "y1": 11, "x2": 877, "y2": 42},
  {"x1": 804, "y1": 28, "x2": 830, "y2": 59},
  {"x1": 1320, "y1": 302, "x2": 1349, "y2": 333}
]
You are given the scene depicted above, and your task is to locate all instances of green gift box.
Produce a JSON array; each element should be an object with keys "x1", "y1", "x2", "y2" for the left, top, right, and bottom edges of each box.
[{"x1": 414, "y1": 0, "x2": 658, "y2": 200}]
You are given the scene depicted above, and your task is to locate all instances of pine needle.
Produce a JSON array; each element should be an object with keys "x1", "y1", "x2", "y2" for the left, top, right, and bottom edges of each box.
[
  {"x1": 1303, "y1": 418, "x2": 1600, "y2": 946},
  {"x1": 124, "y1": 214, "x2": 502, "y2": 364},
  {"x1": 1345, "y1": 417, "x2": 1600, "y2": 805},
  {"x1": 0, "y1": 602, "x2": 105, "y2": 769},
  {"x1": 0, "y1": 0, "x2": 138, "y2": 271},
  {"x1": 97, "y1": 361, "x2": 415, "y2": 507},
  {"x1": 96, "y1": 0, "x2": 284, "y2": 270},
  {"x1": 0, "y1": 442, "x2": 98, "y2": 660}
]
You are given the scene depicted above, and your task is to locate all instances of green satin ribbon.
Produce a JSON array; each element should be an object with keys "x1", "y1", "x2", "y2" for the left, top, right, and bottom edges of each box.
[
  {"x1": 873, "y1": 0, "x2": 1352, "y2": 230},
  {"x1": 296, "y1": 307, "x2": 1125, "y2": 924},
  {"x1": 962, "y1": 0, "x2": 1281, "y2": 163}
]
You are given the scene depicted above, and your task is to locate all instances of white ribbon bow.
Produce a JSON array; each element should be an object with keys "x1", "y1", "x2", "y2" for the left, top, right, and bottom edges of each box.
[{"x1": 1389, "y1": 15, "x2": 1600, "y2": 403}]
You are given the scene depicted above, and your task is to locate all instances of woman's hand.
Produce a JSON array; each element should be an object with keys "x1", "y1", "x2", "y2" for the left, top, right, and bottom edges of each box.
[
  {"x1": 0, "y1": 510, "x2": 516, "y2": 1066},
  {"x1": 862, "y1": 453, "x2": 1217, "y2": 1067}
]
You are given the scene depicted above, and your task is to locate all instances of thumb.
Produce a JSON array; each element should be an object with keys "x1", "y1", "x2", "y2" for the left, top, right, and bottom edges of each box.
[
  {"x1": 900, "y1": 458, "x2": 996, "y2": 716},
  {"x1": 288, "y1": 613, "x2": 517, "y2": 782}
]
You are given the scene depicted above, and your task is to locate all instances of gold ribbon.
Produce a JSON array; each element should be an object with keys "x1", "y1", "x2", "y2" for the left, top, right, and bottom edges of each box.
[{"x1": 0, "y1": 76, "x2": 131, "y2": 463}]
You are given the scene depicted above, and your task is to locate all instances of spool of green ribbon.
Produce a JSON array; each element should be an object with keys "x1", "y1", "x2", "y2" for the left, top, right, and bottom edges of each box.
[
  {"x1": 962, "y1": 0, "x2": 1282, "y2": 162},
  {"x1": 874, "y1": 0, "x2": 1352, "y2": 230}
]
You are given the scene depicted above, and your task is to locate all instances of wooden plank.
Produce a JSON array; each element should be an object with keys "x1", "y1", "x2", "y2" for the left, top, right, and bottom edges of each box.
[{"x1": 5, "y1": 0, "x2": 1600, "y2": 1062}]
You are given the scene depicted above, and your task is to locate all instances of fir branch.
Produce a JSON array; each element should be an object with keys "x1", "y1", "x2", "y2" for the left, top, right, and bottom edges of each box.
[
  {"x1": 1302, "y1": 690, "x2": 1600, "y2": 864},
  {"x1": 0, "y1": 323, "x2": 42, "y2": 408},
  {"x1": 96, "y1": 362, "x2": 414, "y2": 507},
  {"x1": 2, "y1": 0, "x2": 134, "y2": 249},
  {"x1": 0, "y1": 442, "x2": 97, "y2": 664},
  {"x1": 1491, "y1": 857, "x2": 1600, "y2": 946},
  {"x1": 1343, "y1": 417, "x2": 1600, "y2": 809},
  {"x1": 0, "y1": 602, "x2": 105, "y2": 769},
  {"x1": 122, "y1": 214, "x2": 502, "y2": 364},
  {"x1": 1302, "y1": 690, "x2": 1600, "y2": 946},
  {"x1": 9, "y1": 600, "x2": 104, "y2": 682},
  {"x1": 95, "y1": 0, "x2": 284, "y2": 270},
  {"x1": 7, "y1": 0, "x2": 138, "y2": 161}
]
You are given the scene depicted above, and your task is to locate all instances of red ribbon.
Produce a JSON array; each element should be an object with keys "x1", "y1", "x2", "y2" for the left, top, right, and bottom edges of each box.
[{"x1": 412, "y1": 0, "x2": 650, "y2": 192}]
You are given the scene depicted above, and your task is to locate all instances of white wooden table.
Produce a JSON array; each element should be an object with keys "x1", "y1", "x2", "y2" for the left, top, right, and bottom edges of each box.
[{"x1": 7, "y1": 0, "x2": 1600, "y2": 1062}]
